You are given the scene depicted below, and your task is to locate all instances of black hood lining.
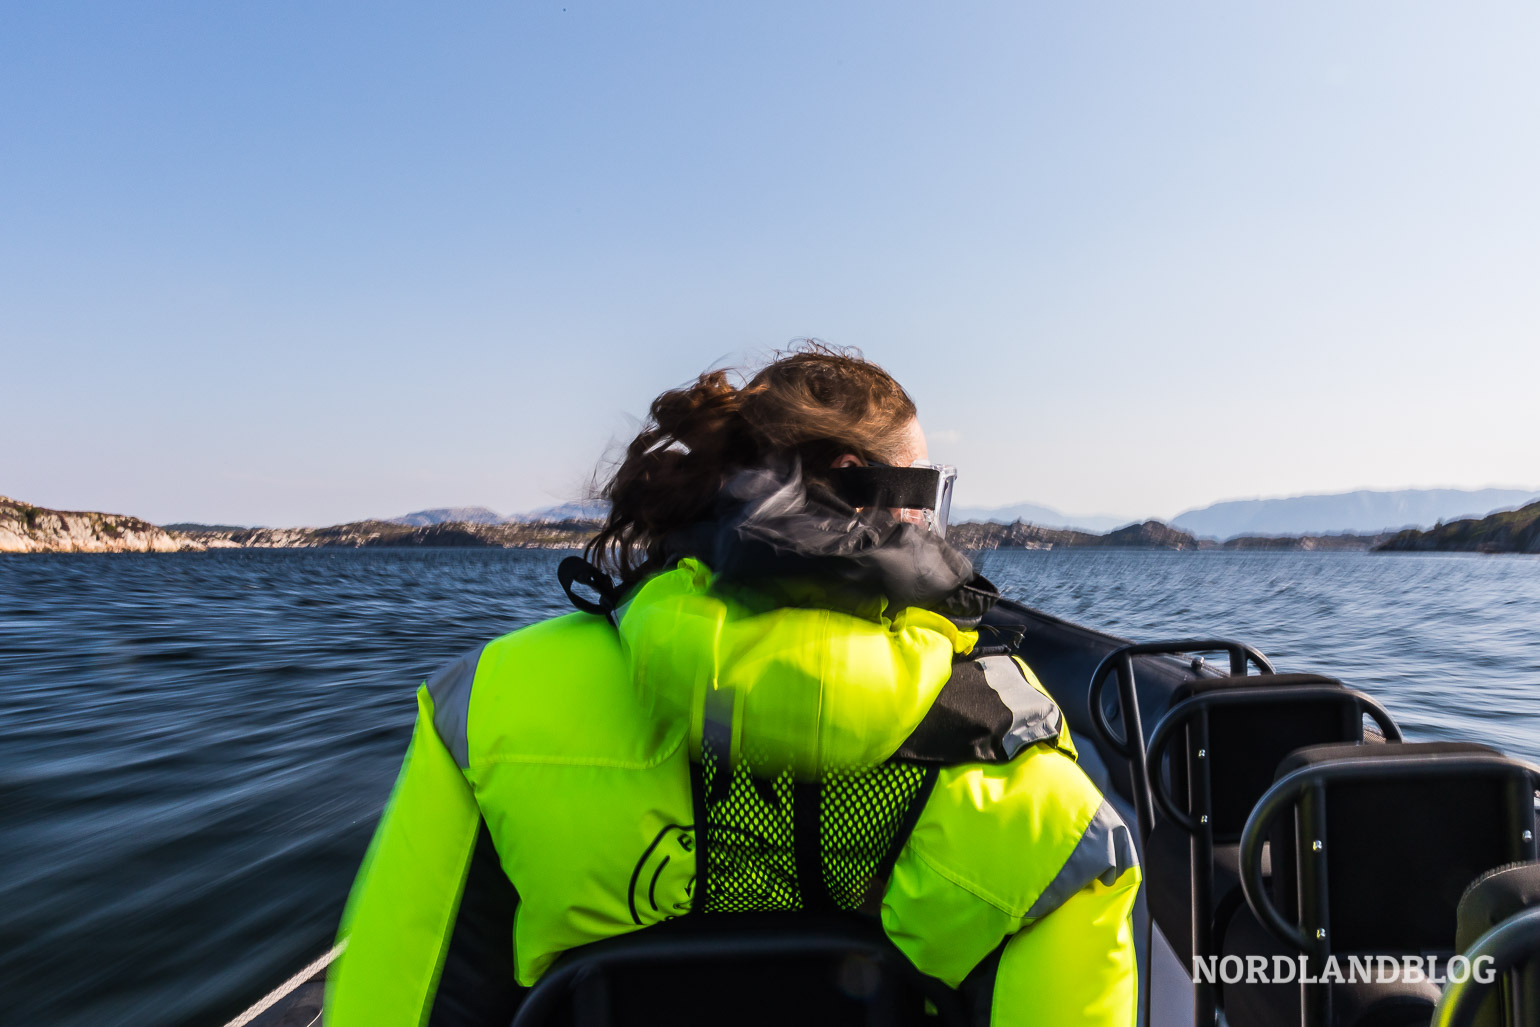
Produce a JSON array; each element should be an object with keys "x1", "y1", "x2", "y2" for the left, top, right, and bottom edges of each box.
[{"x1": 663, "y1": 461, "x2": 997, "y2": 626}]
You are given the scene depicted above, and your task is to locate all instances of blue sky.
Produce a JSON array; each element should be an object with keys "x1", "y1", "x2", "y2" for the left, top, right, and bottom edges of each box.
[{"x1": 5, "y1": 2, "x2": 1537, "y2": 526}]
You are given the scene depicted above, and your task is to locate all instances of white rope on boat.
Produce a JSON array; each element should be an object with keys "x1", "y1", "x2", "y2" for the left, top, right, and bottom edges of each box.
[{"x1": 221, "y1": 941, "x2": 345, "y2": 1027}]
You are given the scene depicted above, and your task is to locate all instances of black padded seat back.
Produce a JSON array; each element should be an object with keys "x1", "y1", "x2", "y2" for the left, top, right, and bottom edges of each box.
[
  {"x1": 511, "y1": 913, "x2": 968, "y2": 1027},
  {"x1": 1275, "y1": 740, "x2": 1507, "y2": 778},
  {"x1": 1171, "y1": 673, "x2": 1347, "y2": 704},
  {"x1": 1164, "y1": 675, "x2": 1365, "y2": 841},
  {"x1": 1274, "y1": 742, "x2": 1525, "y2": 956},
  {"x1": 1455, "y1": 862, "x2": 1540, "y2": 1027}
]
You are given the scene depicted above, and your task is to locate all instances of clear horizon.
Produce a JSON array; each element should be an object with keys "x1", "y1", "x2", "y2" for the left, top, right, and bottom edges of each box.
[{"x1": 6, "y1": 3, "x2": 1538, "y2": 526}]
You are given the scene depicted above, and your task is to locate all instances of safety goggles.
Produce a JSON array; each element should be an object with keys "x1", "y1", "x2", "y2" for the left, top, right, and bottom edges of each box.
[{"x1": 830, "y1": 460, "x2": 959, "y2": 539}]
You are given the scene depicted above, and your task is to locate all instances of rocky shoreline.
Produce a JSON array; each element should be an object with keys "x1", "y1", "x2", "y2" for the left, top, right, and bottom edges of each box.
[
  {"x1": 1376, "y1": 501, "x2": 1540, "y2": 554},
  {"x1": 6, "y1": 493, "x2": 1535, "y2": 555},
  {"x1": 0, "y1": 497, "x2": 598, "y2": 554},
  {"x1": 949, "y1": 519, "x2": 1201, "y2": 550},
  {"x1": 1, "y1": 497, "x2": 194, "y2": 553},
  {"x1": 176, "y1": 519, "x2": 600, "y2": 550}
]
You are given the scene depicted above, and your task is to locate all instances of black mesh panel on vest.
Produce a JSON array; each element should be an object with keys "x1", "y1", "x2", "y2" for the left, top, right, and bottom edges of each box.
[
  {"x1": 695, "y1": 732, "x2": 935, "y2": 915},
  {"x1": 820, "y1": 763, "x2": 931, "y2": 909},
  {"x1": 697, "y1": 741, "x2": 802, "y2": 913}
]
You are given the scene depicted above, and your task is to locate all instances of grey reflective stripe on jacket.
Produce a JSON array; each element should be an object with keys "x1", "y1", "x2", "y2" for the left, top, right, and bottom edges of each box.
[
  {"x1": 1024, "y1": 799, "x2": 1140, "y2": 920},
  {"x1": 425, "y1": 644, "x2": 486, "y2": 769},
  {"x1": 976, "y1": 655, "x2": 1064, "y2": 758}
]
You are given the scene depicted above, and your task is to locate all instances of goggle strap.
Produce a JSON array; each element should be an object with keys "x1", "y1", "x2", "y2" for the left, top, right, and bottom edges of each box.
[{"x1": 830, "y1": 465, "x2": 941, "y2": 510}]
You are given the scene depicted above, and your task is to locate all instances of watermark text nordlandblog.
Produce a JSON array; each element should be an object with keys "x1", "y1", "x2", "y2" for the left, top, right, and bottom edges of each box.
[{"x1": 1193, "y1": 954, "x2": 1495, "y2": 987}]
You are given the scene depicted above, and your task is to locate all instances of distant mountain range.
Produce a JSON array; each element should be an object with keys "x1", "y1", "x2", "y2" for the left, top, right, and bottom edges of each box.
[
  {"x1": 391, "y1": 506, "x2": 506, "y2": 526},
  {"x1": 385, "y1": 488, "x2": 1540, "y2": 540},
  {"x1": 390, "y1": 501, "x2": 609, "y2": 526},
  {"x1": 1169, "y1": 488, "x2": 1540, "y2": 539},
  {"x1": 399, "y1": 499, "x2": 1131, "y2": 530},
  {"x1": 42, "y1": 483, "x2": 1533, "y2": 551}
]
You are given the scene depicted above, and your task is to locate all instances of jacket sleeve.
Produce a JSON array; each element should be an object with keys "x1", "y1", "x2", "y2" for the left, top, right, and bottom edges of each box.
[
  {"x1": 881, "y1": 744, "x2": 1141, "y2": 1026},
  {"x1": 325, "y1": 685, "x2": 487, "y2": 1025},
  {"x1": 989, "y1": 859, "x2": 1140, "y2": 1023}
]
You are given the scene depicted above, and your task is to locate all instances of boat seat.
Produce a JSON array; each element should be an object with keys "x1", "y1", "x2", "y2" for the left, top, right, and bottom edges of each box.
[
  {"x1": 1450, "y1": 861, "x2": 1540, "y2": 1027},
  {"x1": 1141, "y1": 674, "x2": 1399, "y2": 1021},
  {"x1": 1459, "y1": 862, "x2": 1540, "y2": 952},
  {"x1": 1152, "y1": 675, "x2": 1394, "y2": 844},
  {"x1": 1230, "y1": 741, "x2": 1540, "y2": 1027}
]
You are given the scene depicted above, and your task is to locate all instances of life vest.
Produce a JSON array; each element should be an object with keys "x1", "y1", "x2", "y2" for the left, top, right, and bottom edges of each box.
[{"x1": 326, "y1": 557, "x2": 1139, "y2": 1025}]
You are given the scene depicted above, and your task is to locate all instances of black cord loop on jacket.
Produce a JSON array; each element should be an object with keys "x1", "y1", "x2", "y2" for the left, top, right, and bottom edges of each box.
[{"x1": 558, "y1": 556, "x2": 619, "y2": 617}]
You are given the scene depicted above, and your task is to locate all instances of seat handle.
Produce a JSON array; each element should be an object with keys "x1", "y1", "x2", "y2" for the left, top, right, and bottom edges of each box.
[
  {"x1": 1433, "y1": 905, "x2": 1540, "y2": 1027},
  {"x1": 1240, "y1": 754, "x2": 1540, "y2": 958},
  {"x1": 1087, "y1": 639, "x2": 1273, "y2": 841},
  {"x1": 1088, "y1": 639, "x2": 1275, "y2": 756}
]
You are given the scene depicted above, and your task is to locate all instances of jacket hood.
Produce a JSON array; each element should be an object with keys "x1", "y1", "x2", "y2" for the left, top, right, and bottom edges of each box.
[
  {"x1": 664, "y1": 463, "x2": 998, "y2": 629},
  {"x1": 618, "y1": 558, "x2": 977, "y2": 778}
]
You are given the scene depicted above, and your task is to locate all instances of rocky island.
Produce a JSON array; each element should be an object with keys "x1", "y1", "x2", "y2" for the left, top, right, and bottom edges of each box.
[
  {"x1": 949, "y1": 519, "x2": 1201, "y2": 550},
  {"x1": 1, "y1": 496, "x2": 195, "y2": 553},
  {"x1": 1375, "y1": 500, "x2": 1540, "y2": 554},
  {"x1": 175, "y1": 519, "x2": 600, "y2": 550},
  {"x1": 1219, "y1": 532, "x2": 1394, "y2": 552}
]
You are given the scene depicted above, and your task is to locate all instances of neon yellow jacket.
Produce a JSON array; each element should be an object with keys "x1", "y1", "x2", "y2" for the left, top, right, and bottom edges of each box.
[{"x1": 326, "y1": 558, "x2": 1140, "y2": 1024}]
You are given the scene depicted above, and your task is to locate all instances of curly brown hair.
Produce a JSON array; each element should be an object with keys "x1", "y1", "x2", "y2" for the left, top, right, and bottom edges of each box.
[{"x1": 587, "y1": 342, "x2": 918, "y2": 583}]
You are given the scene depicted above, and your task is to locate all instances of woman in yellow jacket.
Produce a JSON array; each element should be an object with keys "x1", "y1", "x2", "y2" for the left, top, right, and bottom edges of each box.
[{"x1": 326, "y1": 345, "x2": 1140, "y2": 1025}]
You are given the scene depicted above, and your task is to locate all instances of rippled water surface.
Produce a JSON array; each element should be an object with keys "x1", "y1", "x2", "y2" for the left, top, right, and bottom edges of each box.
[{"x1": 2, "y1": 549, "x2": 1537, "y2": 1025}]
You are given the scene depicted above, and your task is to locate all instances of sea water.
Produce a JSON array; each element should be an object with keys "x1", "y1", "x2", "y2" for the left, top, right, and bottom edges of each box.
[{"x1": 1, "y1": 549, "x2": 1535, "y2": 1026}]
